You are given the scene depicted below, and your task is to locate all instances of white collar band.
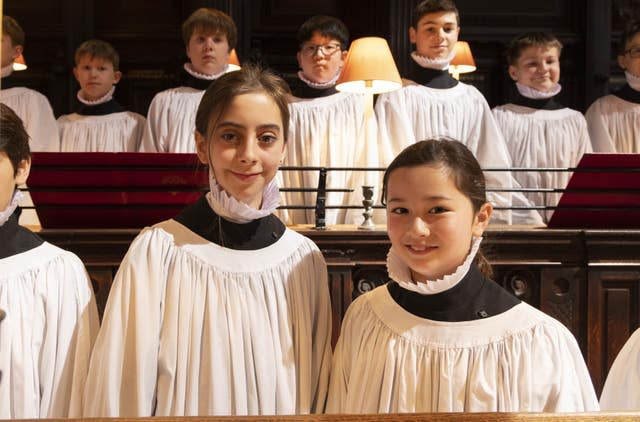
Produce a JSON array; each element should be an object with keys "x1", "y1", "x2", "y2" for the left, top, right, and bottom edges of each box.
[
  {"x1": 0, "y1": 190, "x2": 23, "y2": 227},
  {"x1": 625, "y1": 71, "x2": 640, "y2": 91},
  {"x1": 297, "y1": 68, "x2": 341, "y2": 89},
  {"x1": 205, "y1": 172, "x2": 281, "y2": 224},
  {"x1": 184, "y1": 62, "x2": 229, "y2": 80},
  {"x1": 515, "y1": 81, "x2": 561, "y2": 99},
  {"x1": 410, "y1": 50, "x2": 456, "y2": 71},
  {"x1": 387, "y1": 236, "x2": 483, "y2": 295},
  {"x1": 77, "y1": 85, "x2": 116, "y2": 105}
]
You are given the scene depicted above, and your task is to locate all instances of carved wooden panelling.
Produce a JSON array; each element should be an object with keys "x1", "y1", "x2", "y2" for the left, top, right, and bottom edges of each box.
[{"x1": 588, "y1": 267, "x2": 640, "y2": 393}]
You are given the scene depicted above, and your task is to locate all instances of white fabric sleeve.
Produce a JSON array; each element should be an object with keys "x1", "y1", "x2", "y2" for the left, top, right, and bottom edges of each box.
[
  {"x1": 82, "y1": 229, "x2": 166, "y2": 416},
  {"x1": 600, "y1": 327, "x2": 640, "y2": 410}
]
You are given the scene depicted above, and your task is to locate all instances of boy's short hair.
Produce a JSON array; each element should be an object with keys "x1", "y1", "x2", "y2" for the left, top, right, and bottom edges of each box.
[
  {"x1": 0, "y1": 104, "x2": 31, "y2": 176},
  {"x1": 619, "y1": 20, "x2": 640, "y2": 54},
  {"x1": 2, "y1": 15, "x2": 25, "y2": 47},
  {"x1": 506, "y1": 32, "x2": 563, "y2": 65},
  {"x1": 412, "y1": 0, "x2": 460, "y2": 28},
  {"x1": 74, "y1": 39, "x2": 120, "y2": 71},
  {"x1": 181, "y1": 8, "x2": 237, "y2": 51},
  {"x1": 297, "y1": 15, "x2": 349, "y2": 50}
]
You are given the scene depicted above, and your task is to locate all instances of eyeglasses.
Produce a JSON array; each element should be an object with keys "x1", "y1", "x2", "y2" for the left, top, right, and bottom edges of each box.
[
  {"x1": 301, "y1": 43, "x2": 341, "y2": 57},
  {"x1": 624, "y1": 47, "x2": 640, "y2": 59}
]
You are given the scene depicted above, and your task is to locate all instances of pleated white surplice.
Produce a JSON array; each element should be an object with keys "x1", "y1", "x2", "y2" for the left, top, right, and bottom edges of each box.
[
  {"x1": 600, "y1": 327, "x2": 640, "y2": 410},
  {"x1": 493, "y1": 104, "x2": 592, "y2": 223},
  {"x1": 58, "y1": 111, "x2": 146, "y2": 152},
  {"x1": 375, "y1": 82, "x2": 543, "y2": 225},
  {"x1": 278, "y1": 93, "x2": 379, "y2": 226},
  {"x1": 0, "y1": 242, "x2": 99, "y2": 418},
  {"x1": 585, "y1": 95, "x2": 640, "y2": 153},
  {"x1": 139, "y1": 87, "x2": 204, "y2": 153},
  {"x1": 0, "y1": 87, "x2": 59, "y2": 151},
  {"x1": 83, "y1": 219, "x2": 332, "y2": 417},
  {"x1": 326, "y1": 285, "x2": 599, "y2": 413}
]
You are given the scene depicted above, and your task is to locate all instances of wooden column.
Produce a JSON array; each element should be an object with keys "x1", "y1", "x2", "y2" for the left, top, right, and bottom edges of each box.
[{"x1": 585, "y1": 0, "x2": 612, "y2": 108}]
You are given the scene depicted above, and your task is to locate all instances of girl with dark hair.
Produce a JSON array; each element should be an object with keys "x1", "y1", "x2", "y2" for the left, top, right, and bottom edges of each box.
[
  {"x1": 0, "y1": 103, "x2": 99, "y2": 418},
  {"x1": 327, "y1": 138, "x2": 598, "y2": 413},
  {"x1": 83, "y1": 65, "x2": 332, "y2": 417}
]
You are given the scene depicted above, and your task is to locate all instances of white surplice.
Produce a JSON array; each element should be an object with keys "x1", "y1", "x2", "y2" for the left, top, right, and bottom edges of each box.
[
  {"x1": 375, "y1": 82, "x2": 543, "y2": 225},
  {"x1": 585, "y1": 95, "x2": 640, "y2": 153},
  {"x1": 600, "y1": 327, "x2": 640, "y2": 410},
  {"x1": 58, "y1": 111, "x2": 146, "y2": 152},
  {"x1": 327, "y1": 284, "x2": 599, "y2": 413},
  {"x1": 493, "y1": 104, "x2": 592, "y2": 223},
  {"x1": 139, "y1": 87, "x2": 204, "y2": 153},
  {"x1": 0, "y1": 242, "x2": 99, "y2": 418},
  {"x1": 82, "y1": 219, "x2": 332, "y2": 417},
  {"x1": 278, "y1": 92, "x2": 378, "y2": 226},
  {"x1": 0, "y1": 87, "x2": 59, "y2": 151}
]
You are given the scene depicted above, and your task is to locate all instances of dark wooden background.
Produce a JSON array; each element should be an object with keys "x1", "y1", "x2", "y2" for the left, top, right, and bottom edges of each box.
[{"x1": 3, "y1": 0, "x2": 639, "y2": 119}]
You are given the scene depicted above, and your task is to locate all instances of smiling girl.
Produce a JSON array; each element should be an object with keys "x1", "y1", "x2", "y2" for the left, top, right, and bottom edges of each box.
[
  {"x1": 83, "y1": 65, "x2": 332, "y2": 417},
  {"x1": 326, "y1": 138, "x2": 598, "y2": 413}
]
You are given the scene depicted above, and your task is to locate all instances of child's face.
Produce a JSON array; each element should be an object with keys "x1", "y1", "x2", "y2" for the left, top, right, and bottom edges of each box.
[
  {"x1": 195, "y1": 92, "x2": 285, "y2": 209},
  {"x1": 508, "y1": 45, "x2": 560, "y2": 92},
  {"x1": 1, "y1": 34, "x2": 22, "y2": 68},
  {"x1": 187, "y1": 29, "x2": 230, "y2": 76},
  {"x1": 618, "y1": 32, "x2": 640, "y2": 77},
  {"x1": 386, "y1": 164, "x2": 491, "y2": 282},
  {"x1": 0, "y1": 152, "x2": 29, "y2": 210},
  {"x1": 409, "y1": 11, "x2": 459, "y2": 60},
  {"x1": 296, "y1": 31, "x2": 346, "y2": 84},
  {"x1": 73, "y1": 55, "x2": 121, "y2": 101}
]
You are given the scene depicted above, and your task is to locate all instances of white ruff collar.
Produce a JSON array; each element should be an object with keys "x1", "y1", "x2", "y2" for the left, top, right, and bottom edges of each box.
[
  {"x1": 516, "y1": 81, "x2": 562, "y2": 99},
  {"x1": 1, "y1": 64, "x2": 14, "y2": 78},
  {"x1": 205, "y1": 173, "x2": 281, "y2": 224},
  {"x1": 387, "y1": 236, "x2": 483, "y2": 295},
  {"x1": 625, "y1": 71, "x2": 640, "y2": 91},
  {"x1": 77, "y1": 85, "x2": 115, "y2": 105},
  {"x1": 0, "y1": 190, "x2": 23, "y2": 227},
  {"x1": 184, "y1": 62, "x2": 229, "y2": 80},
  {"x1": 410, "y1": 49, "x2": 456, "y2": 71},
  {"x1": 297, "y1": 68, "x2": 341, "y2": 89}
]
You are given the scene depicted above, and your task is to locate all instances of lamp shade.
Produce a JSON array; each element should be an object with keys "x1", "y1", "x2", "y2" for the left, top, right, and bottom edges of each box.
[
  {"x1": 12, "y1": 54, "x2": 27, "y2": 71},
  {"x1": 336, "y1": 37, "x2": 402, "y2": 94},
  {"x1": 227, "y1": 49, "x2": 241, "y2": 71},
  {"x1": 449, "y1": 41, "x2": 476, "y2": 75}
]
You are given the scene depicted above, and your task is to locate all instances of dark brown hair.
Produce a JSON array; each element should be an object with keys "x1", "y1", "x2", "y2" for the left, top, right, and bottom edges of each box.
[
  {"x1": 75, "y1": 39, "x2": 120, "y2": 70},
  {"x1": 2, "y1": 15, "x2": 25, "y2": 47},
  {"x1": 620, "y1": 20, "x2": 640, "y2": 54},
  {"x1": 506, "y1": 32, "x2": 563, "y2": 65},
  {"x1": 297, "y1": 15, "x2": 349, "y2": 50},
  {"x1": 0, "y1": 104, "x2": 31, "y2": 177},
  {"x1": 412, "y1": 0, "x2": 460, "y2": 28},
  {"x1": 182, "y1": 8, "x2": 237, "y2": 52},
  {"x1": 195, "y1": 64, "x2": 291, "y2": 147},
  {"x1": 382, "y1": 137, "x2": 493, "y2": 278}
]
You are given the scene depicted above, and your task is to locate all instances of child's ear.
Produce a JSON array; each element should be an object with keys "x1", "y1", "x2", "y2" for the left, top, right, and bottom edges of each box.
[
  {"x1": 113, "y1": 70, "x2": 122, "y2": 84},
  {"x1": 13, "y1": 44, "x2": 23, "y2": 61},
  {"x1": 618, "y1": 54, "x2": 627, "y2": 70},
  {"x1": 472, "y1": 202, "x2": 492, "y2": 237},
  {"x1": 409, "y1": 27, "x2": 417, "y2": 44},
  {"x1": 194, "y1": 131, "x2": 209, "y2": 165},
  {"x1": 72, "y1": 67, "x2": 80, "y2": 82},
  {"x1": 508, "y1": 65, "x2": 518, "y2": 81},
  {"x1": 15, "y1": 158, "x2": 31, "y2": 185}
]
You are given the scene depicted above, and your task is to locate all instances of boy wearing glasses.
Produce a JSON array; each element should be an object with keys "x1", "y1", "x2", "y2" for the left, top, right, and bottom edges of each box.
[
  {"x1": 586, "y1": 20, "x2": 640, "y2": 153},
  {"x1": 280, "y1": 15, "x2": 379, "y2": 225}
]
